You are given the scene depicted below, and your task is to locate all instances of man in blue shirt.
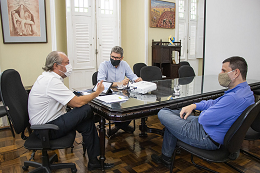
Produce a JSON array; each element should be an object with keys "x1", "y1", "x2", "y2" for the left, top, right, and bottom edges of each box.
[
  {"x1": 97, "y1": 46, "x2": 142, "y2": 137},
  {"x1": 151, "y1": 56, "x2": 255, "y2": 167}
]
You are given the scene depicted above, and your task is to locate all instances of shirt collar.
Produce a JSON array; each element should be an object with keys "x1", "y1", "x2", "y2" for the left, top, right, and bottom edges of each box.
[
  {"x1": 225, "y1": 81, "x2": 248, "y2": 94},
  {"x1": 42, "y1": 71, "x2": 64, "y2": 82}
]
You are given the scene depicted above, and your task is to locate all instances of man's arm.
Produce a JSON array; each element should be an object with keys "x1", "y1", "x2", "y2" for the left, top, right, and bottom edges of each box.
[
  {"x1": 68, "y1": 81, "x2": 104, "y2": 108},
  {"x1": 111, "y1": 78, "x2": 129, "y2": 87},
  {"x1": 124, "y1": 62, "x2": 139, "y2": 81},
  {"x1": 97, "y1": 63, "x2": 107, "y2": 82},
  {"x1": 134, "y1": 77, "x2": 142, "y2": 82},
  {"x1": 179, "y1": 99, "x2": 218, "y2": 119}
]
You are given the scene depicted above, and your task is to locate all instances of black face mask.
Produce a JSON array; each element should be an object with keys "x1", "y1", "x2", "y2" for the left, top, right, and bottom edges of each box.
[{"x1": 110, "y1": 58, "x2": 120, "y2": 66}]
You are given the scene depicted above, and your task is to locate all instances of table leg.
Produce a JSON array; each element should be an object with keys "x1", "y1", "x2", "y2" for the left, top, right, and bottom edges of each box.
[
  {"x1": 139, "y1": 117, "x2": 148, "y2": 137},
  {"x1": 139, "y1": 117, "x2": 164, "y2": 137},
  {"x1": 99, "y1": 116, "x2": 106, "y2": 171}
]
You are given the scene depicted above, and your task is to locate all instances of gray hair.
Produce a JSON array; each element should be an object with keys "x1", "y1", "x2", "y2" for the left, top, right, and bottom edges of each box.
[
  {"x1": 42, "y1": 51, "x2": 63, "y2": 71},
  {"x1": 111, "y1": 46, "x2": 124, "y2": 57}
]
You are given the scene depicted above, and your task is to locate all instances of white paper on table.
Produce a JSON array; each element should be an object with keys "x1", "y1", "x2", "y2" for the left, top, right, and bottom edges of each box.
[
  {"x1": 96, "y1": 94, "x2": 128, "y2": 103},
  {"x1": 82, "y1": 92, "x2": 91, "y2": 95}
]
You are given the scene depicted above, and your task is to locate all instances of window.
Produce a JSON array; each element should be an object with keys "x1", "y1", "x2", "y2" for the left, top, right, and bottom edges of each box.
[
  {"x1": 100, "y1": 0, "x2": 113, "y2": 14},
  {"x1": 190, "y1": 0, "x2": 196, "y2": 20},
  {"x1": 74, "y1": 0, "x2": 89, "y2": 12},
  {"x1": 179, "y1": 0, "x2": 185, "y2": 19}
]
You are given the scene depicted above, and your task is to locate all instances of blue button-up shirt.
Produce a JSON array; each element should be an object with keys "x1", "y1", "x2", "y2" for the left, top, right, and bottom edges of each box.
[
  {"x1": 97, "y1": 60, "x2": 138, "y2": 82},
  {"x1": 196, "y1": 81, "x2": 255, "y2": 144}
]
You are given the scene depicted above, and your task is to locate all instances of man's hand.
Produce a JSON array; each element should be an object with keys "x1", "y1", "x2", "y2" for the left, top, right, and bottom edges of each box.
[
  {"x1": 95, "y1": 80, "x2": 104, "y2": 95},
  {"x1": 68, "y1": 80, "x2": 104, "y2": 108},
  {"x1": 180, "y1": 104, "x2": 196, "y2": 119},
  {"x1": 134, "y1": 77, "x2": 142, "y2": 82},
  {"x1": 122, "y1": 78, "x2": 130, "y2": 86}
]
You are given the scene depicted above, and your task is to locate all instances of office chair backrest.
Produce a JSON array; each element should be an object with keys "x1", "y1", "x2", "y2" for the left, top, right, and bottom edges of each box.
[
  {"x1": 133, "y1": 63, "x2": 147, "y2": 77},
  {"x1": 178, "y1": 76, "x2": 194, "y2": 85},
  {"x1": 92, "y1": 71, "x2": 98, "y2": 85},
  {"x1": 178, "y1": 65, "x2": 195, "y2": 78},
  {"x1": 224, "y1": 100, "x2": 260, "y2": 153},
  {"x1": 179, "y1": 61, "x2": 190, "y2": 66},
  {"x1": 250, "y1": 110, "x2": 260, "y2": 132},
  {"x1": 140, "y1": 66, "x2": 162, "y2": 81},
  {"x1": 0, "y1": 69, "x2": 29, "y2": 134}
]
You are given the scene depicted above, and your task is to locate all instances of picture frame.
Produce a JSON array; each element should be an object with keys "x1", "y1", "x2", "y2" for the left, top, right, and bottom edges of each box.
[
  {"x1": 150, "y1": 0, "x2": 175, "y2": 29},
  {"x1": 0, "y1": 0, "x2": 47, "y2": 43}
]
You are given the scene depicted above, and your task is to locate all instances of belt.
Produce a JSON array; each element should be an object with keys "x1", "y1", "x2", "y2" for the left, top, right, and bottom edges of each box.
[{"x1": 204, "y1": 130, "x2": 220, "y2": 147}]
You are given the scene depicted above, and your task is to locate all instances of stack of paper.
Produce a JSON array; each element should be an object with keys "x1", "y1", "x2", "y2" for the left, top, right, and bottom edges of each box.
[{"x1": 96, "y1": 94, "x2": 128, "y2": 103}]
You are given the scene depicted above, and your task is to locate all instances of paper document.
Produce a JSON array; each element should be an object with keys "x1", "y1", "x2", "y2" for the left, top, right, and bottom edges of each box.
[
  {"x1": 96, "y1": 94, "x2": 128, "y2": 103},
  {"x1": 82, "y1": 91, "x2": 91, "y2": 95}
]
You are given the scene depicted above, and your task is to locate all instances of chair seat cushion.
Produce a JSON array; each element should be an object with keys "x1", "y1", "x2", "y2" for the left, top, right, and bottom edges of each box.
[
  {"x1": 177, "y1": 140, "x2": 238, "y2": 162},
  {"x1": 24, "y1": 130, "x2": 76, "y2": 150}
]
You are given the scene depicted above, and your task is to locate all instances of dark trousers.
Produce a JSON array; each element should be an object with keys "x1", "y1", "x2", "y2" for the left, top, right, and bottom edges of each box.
[{"x1": 46, "y1": 104, "x2": 100, "y2": 159}]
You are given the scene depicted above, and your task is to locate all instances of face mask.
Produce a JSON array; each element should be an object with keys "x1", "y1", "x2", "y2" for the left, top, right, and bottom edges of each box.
[
  {"x1": 218, "y1": 70, "x2": 234, "y2": 87},
  {"x1": 110, "y1": 58, "x2": 120, "y2": 66},
  {"x1": 59, "y1": 64, "x2": 72, "y2": 77}
]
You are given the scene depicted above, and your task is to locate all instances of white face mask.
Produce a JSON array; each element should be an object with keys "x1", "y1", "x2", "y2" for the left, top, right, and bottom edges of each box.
[{"x1": 59, "y1": 64, "x2": 72, "y2": 77}]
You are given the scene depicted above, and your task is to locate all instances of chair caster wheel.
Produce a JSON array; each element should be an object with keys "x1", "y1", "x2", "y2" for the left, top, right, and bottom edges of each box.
[
  {"x1": 71, "y1": 168, "x2": 77, "y2": 173},
  {"x1": 22, "y1": 165, "x2": 29, "y2": 171}
]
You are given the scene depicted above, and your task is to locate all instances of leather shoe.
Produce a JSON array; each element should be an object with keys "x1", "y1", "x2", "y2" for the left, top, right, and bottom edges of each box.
[
  {"x1": 88, "y1": 161, "x2": 114, "y2": 171},
  {"x1": 122, "y1": 125, "x2": 135, "y2": 133},
  {"x1": 151, "y1": 154, "x2": 172, "y2": 168},
  {"x1": 107, "y1": 126, "x2": 119, "y2": 137}
]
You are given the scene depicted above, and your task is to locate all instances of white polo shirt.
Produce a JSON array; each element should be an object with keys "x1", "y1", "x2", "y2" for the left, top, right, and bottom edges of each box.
[{"x1": 28, "y1": 71, "x2": 75, "y2": 125}]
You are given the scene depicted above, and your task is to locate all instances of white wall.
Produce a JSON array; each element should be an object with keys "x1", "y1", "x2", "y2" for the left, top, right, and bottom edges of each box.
[{"x1": 204, "y1": 0, "x2": 260, "y2": 80}]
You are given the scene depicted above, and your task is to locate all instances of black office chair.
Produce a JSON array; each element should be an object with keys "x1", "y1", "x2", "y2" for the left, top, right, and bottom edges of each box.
[
  {"x1": 240, "y1": 109, "x2": 260, "y2": 161},
  {"x1": 178, "y1": 65, "x2": 195, "y2": 78},
  {"x1": 92, "y1": 71, "x2": 98, "y2": 85},
  {"x1": 253, "y1": 89, "x2": 260, "y2": 101},
  {"x1": 179, "y1": 61, "x2": 190, "y2": 66},
  {"x1": 0, "y1": 69, "x2": 77, "y2": 173},
  {"x1": 0, "y1": 96, "x2": 15, "y2": 137},
  {"x1": 139, "y1": 66, "x2": 163, "y2": 136},
  {"x1": 133, "y1": 63, "x2": 147, "y2": 77},
  {"x1": 140, "y1": 66, "x2": 162, "y2": 81},
  {"x1": 170, "y1": 100, "x2": 260, "y2": 173}
]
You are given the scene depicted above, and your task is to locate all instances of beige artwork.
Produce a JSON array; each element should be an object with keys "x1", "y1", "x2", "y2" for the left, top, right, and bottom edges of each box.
[{"x1": 7, "y1": 0, "x2": 40, "y2": 37}]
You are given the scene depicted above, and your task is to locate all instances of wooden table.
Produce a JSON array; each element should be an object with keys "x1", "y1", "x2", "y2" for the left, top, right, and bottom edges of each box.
[{"x1": 88, "y1": 75, "x2": 260, "y2": 171}]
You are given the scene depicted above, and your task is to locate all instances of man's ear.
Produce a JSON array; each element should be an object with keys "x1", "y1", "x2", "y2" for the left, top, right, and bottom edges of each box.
[
  {"x1": 235, "y1": 68, "x2": 241, "y2": 77},
  {"x1": 53, "y1": 63, "x2": 59, "y2": 70},
  {"x1": 121, "y1": 56, "x2": 124, "y2": 60}
]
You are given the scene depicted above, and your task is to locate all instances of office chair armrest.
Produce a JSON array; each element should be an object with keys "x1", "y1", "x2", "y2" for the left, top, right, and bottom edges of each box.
[
  {"x1": 30, "y1": 124, "x2": 59, "y2": 149},
  {"x1": 30, "y1": 124, "x2": 59, "y2": 130}
]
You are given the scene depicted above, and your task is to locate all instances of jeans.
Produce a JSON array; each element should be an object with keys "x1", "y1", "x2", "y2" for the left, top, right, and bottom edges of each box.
[
  {"x1": 158, "y1": 108, "x2": 219, "y2": 158},
  {"x1": 41, "y1": 104, "x2": 100, "y2": 159}
]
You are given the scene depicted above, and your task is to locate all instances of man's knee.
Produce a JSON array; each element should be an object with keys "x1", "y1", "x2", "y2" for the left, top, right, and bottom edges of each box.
[
  {"x1": 81, "y1": 104, "x2": 92, "y2": 112},
  {"x1": 158, "y1": 108, "x2": 170, "y2": 121},
  {"x1": 73, "y1": 104, "x2": 93, "y2": 118},
  {"x1": 158, "y1": 108, "x2": 180, "y2": 122}
]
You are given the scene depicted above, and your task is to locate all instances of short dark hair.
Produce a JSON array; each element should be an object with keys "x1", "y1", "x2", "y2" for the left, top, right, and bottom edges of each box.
[
  {"x1": 223, "y1": 56, "x2": 247, "y2": 80},
  {"x1": 111, "y1": 46, "x2": 123, "y2": 57}
]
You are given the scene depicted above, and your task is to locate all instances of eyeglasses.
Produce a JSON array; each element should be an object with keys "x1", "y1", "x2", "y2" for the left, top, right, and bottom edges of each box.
[{"x1": 111, "y1": 55, "x2": 122, "y2": 60}]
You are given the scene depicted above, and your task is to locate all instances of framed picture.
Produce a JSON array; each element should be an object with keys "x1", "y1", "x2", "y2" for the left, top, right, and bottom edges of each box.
[
  {"x1": 0, "y1": 0, "x2": 47, "y2": 43},
  {"x1": 150, "y1": 0, "x2": 175, "y2": 29}
]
